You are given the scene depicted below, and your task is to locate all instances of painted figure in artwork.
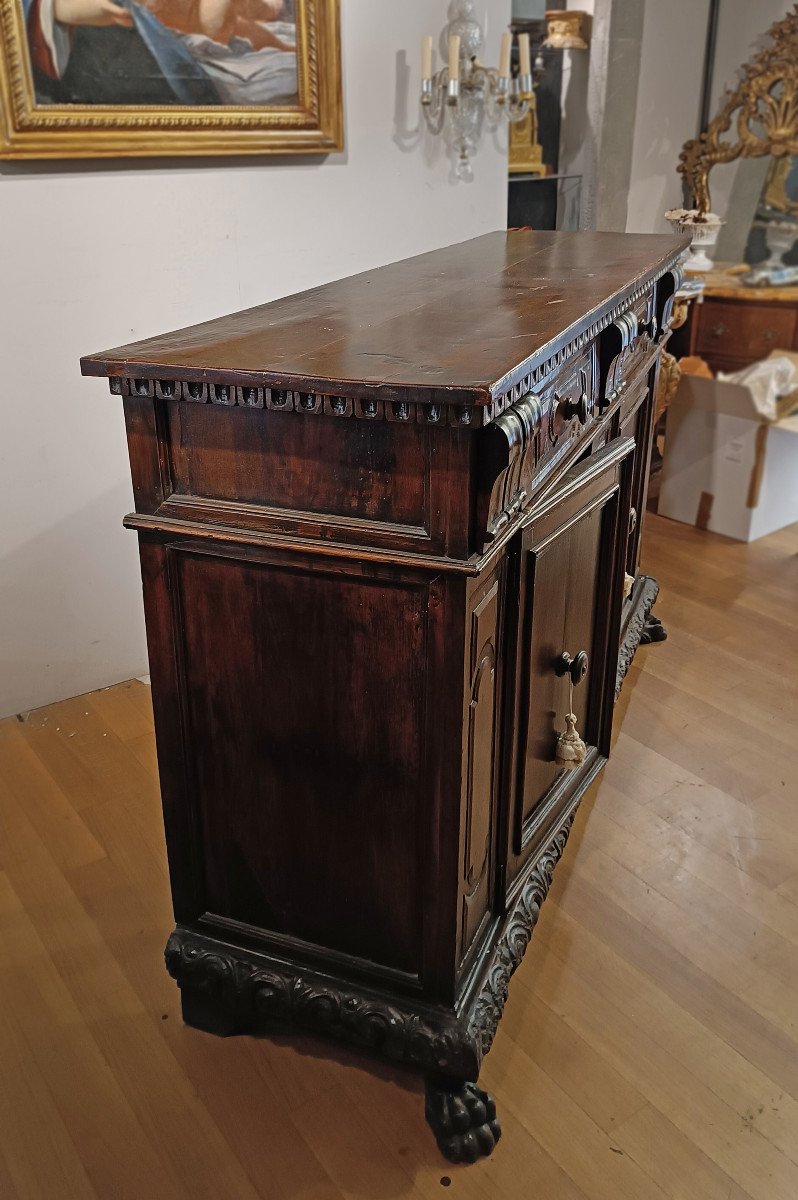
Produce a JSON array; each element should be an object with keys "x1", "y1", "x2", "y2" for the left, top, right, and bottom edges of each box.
[{"x1": 22, "y1": 0, "x2": 298, "y2": 105}]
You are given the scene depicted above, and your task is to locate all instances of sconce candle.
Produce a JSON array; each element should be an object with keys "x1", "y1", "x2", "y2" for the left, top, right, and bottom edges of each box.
[
  {"x1": 448, "y1": 35, "x2": 462, "y2": 82},
  {"x1": 447, "y1": 34, "x2": 461, "y2": 104},
  {"x1": 421, "y1": 35, "x2": 433, "y2": 82},
  {"x1": 499, "y1": 31, "x2": 512, "y2": 80},
  {"x1": 517, "y1": 32, "x2": 533, "y2": 98},
  {"x1": 518, "y1": 32, "x2": 532, "y2": 76}
]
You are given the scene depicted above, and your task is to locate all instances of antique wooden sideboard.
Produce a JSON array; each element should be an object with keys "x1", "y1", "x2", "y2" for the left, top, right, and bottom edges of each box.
[{"x1": 81, "y1": 230, "x2": 685, "y2": 1164}]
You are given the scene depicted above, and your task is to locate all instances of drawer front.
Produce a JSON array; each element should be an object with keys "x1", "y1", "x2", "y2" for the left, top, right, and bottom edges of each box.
[
  {"x1": 696, "y1": 300, "x2": 796, "y2": 360},
  {"x1": 535, "y1": 350, "x2": 598, "y2": 490},
  {"x1": 476, "y1": 345, "x2": 597, "y2": 546},
  {"x1": 505, "y1": 438, "x2": 635, "y2": 872}
]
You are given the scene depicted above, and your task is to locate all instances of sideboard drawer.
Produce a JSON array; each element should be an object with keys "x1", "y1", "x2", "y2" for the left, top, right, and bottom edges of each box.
[
  {"x1": 695, "y1": 300, "x2": 797, "y2": 360},
  {"x1": 535, "y1": 350, "x2": 597, "y2": 491},
  {"x1": 477, "y1": 346, "x2": 597, "y2": 543}
]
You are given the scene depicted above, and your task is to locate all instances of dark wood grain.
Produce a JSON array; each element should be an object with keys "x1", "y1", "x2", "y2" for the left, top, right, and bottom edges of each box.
[{"x1": 82, "y1": 231, "x2": 686, "y2": 404}]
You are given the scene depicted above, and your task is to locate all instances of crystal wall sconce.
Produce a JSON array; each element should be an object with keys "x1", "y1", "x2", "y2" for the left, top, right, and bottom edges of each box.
[{"x1": 420, "y1": 1, "x2": 542, "y2": 182}]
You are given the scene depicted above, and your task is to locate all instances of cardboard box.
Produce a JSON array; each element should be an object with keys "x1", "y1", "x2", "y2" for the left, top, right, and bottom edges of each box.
[
  {"x1": 659, "y1": 372, "x2": 798, "y2": 542},
  {"x1": 765, "y1": 349, "x2": 798, "y2": 419}
]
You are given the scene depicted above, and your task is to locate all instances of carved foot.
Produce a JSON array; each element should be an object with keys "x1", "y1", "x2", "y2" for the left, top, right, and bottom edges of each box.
[
  {"x1": 180, "y1": 985, "x2": 242, "y2": 1037},
  {"x1": 640, "y1": 613, "x2": 668, "y2": 645},
  {"x1": 424, "y1": 1076, "x2": 501, "y2": 1164}
]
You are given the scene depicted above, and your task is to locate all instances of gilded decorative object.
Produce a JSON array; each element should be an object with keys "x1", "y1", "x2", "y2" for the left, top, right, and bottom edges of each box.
[
  {"x1": 654, "y1": 348, "x2": 682, "y2": 423},
  {"x1": 678, "y1": 6, "x2": 798, "y2": 214},
  {"x1": 542, "y1": 10, "x2": 589, "y2": 52},
  {"x1": 0, "y1": 0, "x2": 342, "y2": 159},
  {"x1": 670, "y1": 297, "x2": 691, "y2": 330},
  {"x1": 508, "y1": 95, "x2": 545, "y2": 175}
]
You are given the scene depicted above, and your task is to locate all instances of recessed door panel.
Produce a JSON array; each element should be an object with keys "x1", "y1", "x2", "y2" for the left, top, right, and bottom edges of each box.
[
  {"x1": 515, "y1": 504, "x2": 602, "y2": 843},
  {"x1": 507, "y1": 440, "x2": 634, "y2": 867}
]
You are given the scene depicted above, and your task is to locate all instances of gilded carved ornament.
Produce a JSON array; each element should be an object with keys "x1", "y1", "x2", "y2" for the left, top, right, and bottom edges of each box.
[{"x1": 678, "y1": 6, "x2": 798, "y2": 215}]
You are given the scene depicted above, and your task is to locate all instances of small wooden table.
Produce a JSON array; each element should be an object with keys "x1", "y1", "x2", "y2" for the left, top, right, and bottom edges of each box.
[
  {"x1": 671, "y1": 264, "x2": 798, "y2": 373},
  {"x1": 81, "y1": 231, "x2": 684, "y2": 1163}
]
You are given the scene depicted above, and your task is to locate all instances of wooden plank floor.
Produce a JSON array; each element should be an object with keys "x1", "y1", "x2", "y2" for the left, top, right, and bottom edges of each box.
[{"x1": 1, "y1": 512, "x2": 797, "y2": 1200}]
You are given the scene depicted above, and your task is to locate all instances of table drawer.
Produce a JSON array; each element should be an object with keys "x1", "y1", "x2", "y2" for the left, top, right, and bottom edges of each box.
[{"x1": 695, "y1": 300, "x2": 797, "y2": 360}]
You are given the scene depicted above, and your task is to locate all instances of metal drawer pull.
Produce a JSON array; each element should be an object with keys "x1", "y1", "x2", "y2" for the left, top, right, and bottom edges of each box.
[
  {"x1": 555, "y1": 649, "x2": 589, "y2": 685},
  {"x1": 563, "y1": 391, "x2": 589, "y2": 425}
]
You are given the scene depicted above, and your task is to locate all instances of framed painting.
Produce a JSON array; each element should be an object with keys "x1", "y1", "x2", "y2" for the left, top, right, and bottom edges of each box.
[{"x1": 0, "y1": 0, "x2": 342, "y2": 158}]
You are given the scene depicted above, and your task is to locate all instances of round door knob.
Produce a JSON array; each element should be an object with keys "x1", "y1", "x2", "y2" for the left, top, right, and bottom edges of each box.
[
  {"x1": 563, "y1": 392, "x2": 589, "y2": 425},
  {"x1": 555, "y1": 650, "x2": 589, "y2": 685},
  {"x1": 764, "y1": 328, "x2": 778, "y2": 341},
  {"x1": 711, "y1": 323, "x2": 727, "y2": 337}
]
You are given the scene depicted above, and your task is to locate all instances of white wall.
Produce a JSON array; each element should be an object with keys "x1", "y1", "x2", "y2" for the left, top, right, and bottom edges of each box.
[
  {"x1": 0, "y1": 1, "x2": 510, "y2": 719},
  {"x1": 625, "y1": 0, "x2": 789, "y2": 237},
  {"x1": 707, "y1": 0, "x2": 788, "y2": 259},
  {"x1": 625, "y1": 0, "x2": 710, "y2": 234}
]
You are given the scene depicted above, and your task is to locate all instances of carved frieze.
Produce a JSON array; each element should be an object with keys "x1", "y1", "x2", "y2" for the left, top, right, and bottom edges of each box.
[{"x1": 466, "y1": 810, "x2": 575, "y2": 1057}]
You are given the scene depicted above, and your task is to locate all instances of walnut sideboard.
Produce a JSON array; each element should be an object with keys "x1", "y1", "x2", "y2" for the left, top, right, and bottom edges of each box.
[{"x1": 81, "y1": 230, "x2": 685, "y2": 1164}]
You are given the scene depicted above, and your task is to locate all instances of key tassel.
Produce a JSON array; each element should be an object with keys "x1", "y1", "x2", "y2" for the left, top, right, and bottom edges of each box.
[{"x1": 556, "y1": 712, "x2": 587, "y2": 769}]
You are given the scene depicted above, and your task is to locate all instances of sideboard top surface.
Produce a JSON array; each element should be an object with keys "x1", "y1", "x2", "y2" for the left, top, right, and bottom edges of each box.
[{"x1": 82, "y1": 230, "x2": 686, "y2": 405}]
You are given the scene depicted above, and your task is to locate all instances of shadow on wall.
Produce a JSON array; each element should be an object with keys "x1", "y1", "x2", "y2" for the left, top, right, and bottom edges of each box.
[
  {"x1": 392, "y1": 45, "x2": 507, "y2": 183},
  {"x1": 559, "y1": 45, "x2": 591, "y2": 226},
  {"x1": 0, "y1": 479, "x2": 147, "y2": 719},
  {"x1": 392, "y1": 48, "x2": 449, "y2": 173}
]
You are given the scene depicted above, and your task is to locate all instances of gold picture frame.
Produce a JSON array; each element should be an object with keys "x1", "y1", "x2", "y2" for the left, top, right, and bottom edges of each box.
[{"x1": 0, "y1": 0, "x2": 342, "y2": 159}]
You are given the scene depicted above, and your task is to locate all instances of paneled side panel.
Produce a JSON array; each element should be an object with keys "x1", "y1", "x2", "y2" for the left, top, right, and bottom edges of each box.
[
  {"x1": 165, "y1": 403, "x2": 429, "y2": 529},
  {"x1": 459, "y1": 578, "x2": 500, "y2": 965},
  {"x1": 172, "y1": 547, "x2": 428, "y2": 976}
]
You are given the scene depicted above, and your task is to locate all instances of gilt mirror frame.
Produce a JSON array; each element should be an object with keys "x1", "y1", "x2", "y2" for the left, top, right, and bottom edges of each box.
[
  {"x1": 678, "y1": 5, "x2": 798, "y2": 215},
  {"x1": 0, "y1": 0, "x2": 342, "y2": 160}
]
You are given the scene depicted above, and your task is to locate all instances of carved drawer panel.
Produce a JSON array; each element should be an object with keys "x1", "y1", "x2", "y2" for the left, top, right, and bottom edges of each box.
[
  {"x1": 477, "y1": 346, "x2": 597, "y2": 545},
  {"x1": 534, "y1": 347, "x2": 598, "y2": 491}
]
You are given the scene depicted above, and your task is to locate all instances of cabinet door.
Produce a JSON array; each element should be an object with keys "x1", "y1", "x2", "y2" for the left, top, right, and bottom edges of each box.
[{"x1": 506, "y1": 438, "x2": 634, "y2": 868}]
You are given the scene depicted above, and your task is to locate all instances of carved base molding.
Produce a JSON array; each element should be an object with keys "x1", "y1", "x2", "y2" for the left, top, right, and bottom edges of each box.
[
  {"x1": 165, "y1": 805, "x2": 577, "y2": 1085},
  {"x1": 164, "y1": 929, "x2": 481, "y2": 1079},
  {"x1": 616, "y1": 574, "x2": 665, "y2": 696},
  {"x1": 465, "y1": 811, "x2": 575, "y2": 1059}
]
